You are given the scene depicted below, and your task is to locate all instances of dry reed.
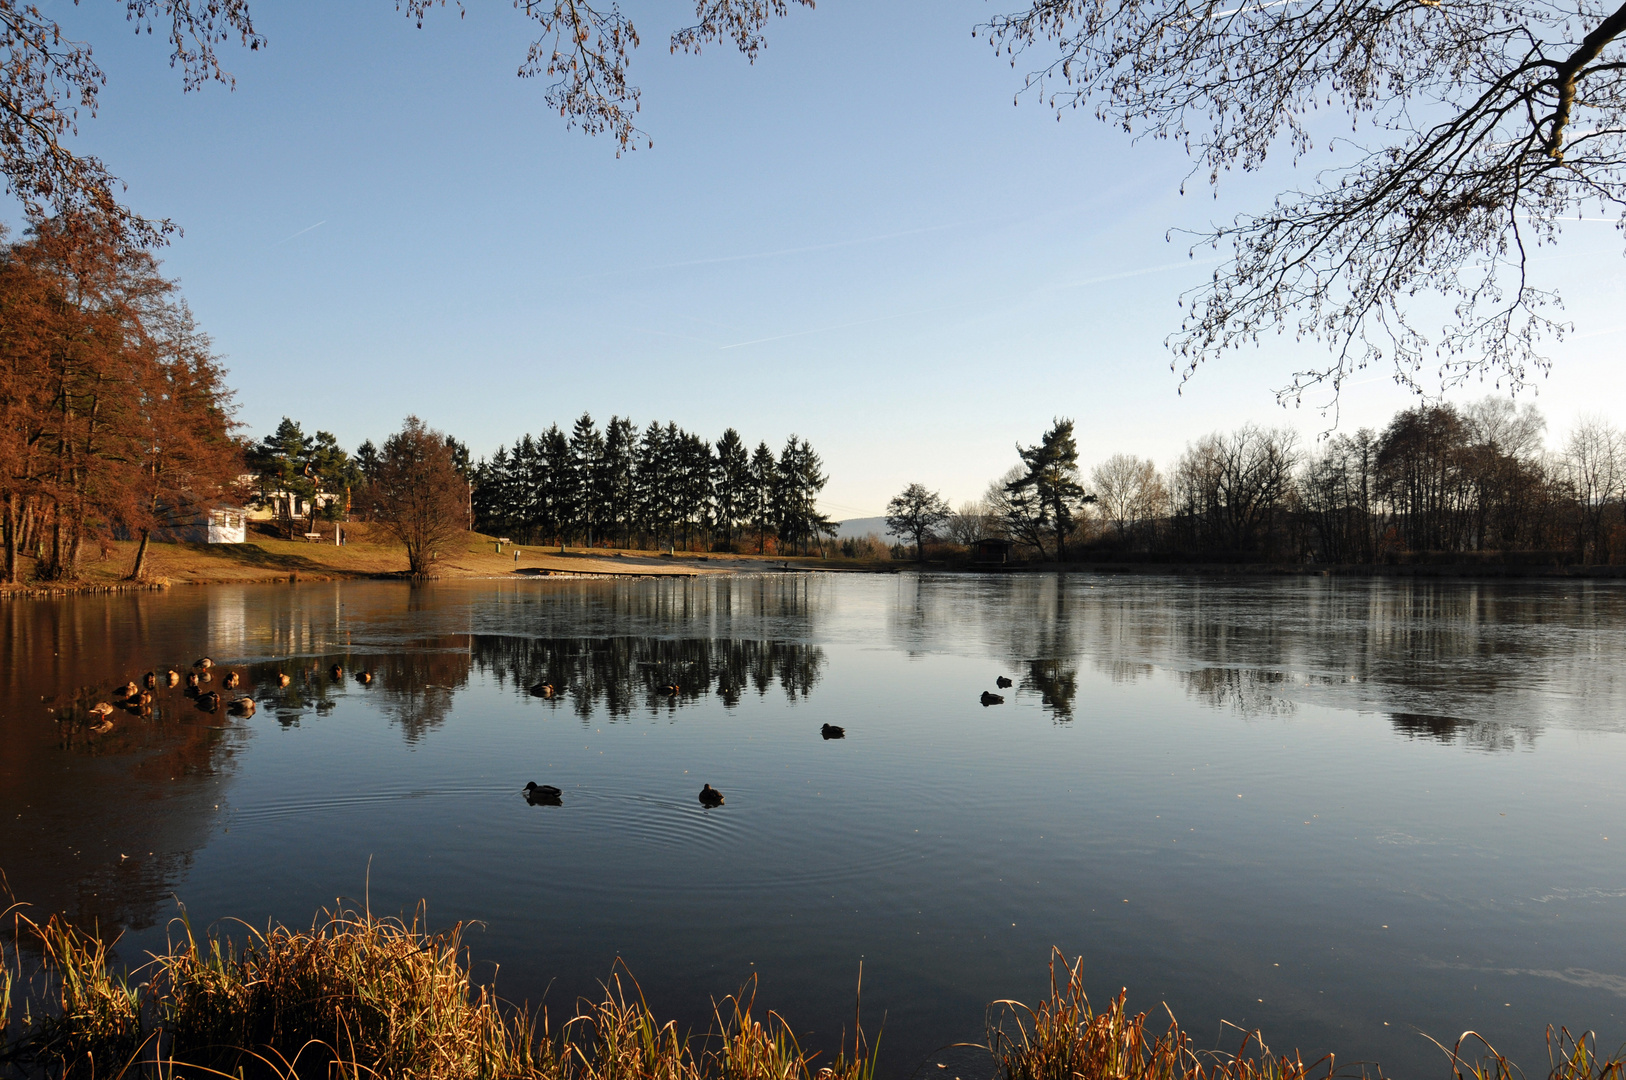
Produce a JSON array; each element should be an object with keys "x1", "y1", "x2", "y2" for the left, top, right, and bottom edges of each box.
[{"x1": 1, "y1": 915, "x2": 1620, "y2": 1080}]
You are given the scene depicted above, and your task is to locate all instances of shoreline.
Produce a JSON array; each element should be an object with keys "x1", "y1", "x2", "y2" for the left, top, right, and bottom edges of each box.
[{"x1": 5, "y1": 529, "x2": 1623, "y2": 598}]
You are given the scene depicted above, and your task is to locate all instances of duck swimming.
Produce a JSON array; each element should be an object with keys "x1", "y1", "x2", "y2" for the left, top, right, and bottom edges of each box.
[
  {"x1": 121, "y1": 681, "x2": 141, "y2": 701},
  {"x1": 980, "y1": 691, "x2": 1005, "y2": 706},
  {"x1": 698, "y1": 784, "x2": 724, "y2": 807},
  {"x1": 194, "y1": 657, "x2": 213, "y2": 669},
  {"x1": 143, "y1": 671, "x2": 158, "y2": 689},
  {"x1": 229, "y1": 697, "x2": 256, "y2": 716},
  {"x1": 529, "y1": 682, "x2": 556, "y2": 698},
  {"x1": 357, "y1": 671, "x2": 374, "y2": 685},
  {"x1": 166, "y1": 669, "x2": 181, "y2": 687},
  {"x1": 996, "y1": 676, "x2": 1013, "y2": 689},
  {"x1": 197, "y1": 691, "x2": 221, "y2": 712},
  {"x1": 275, "y1": 672, "x2": 291, "y2": 687},
  {"x1": 330, "y1": 664, "x2": 344, "y2": 680},
  {"x1": 222, "y1": 671, "x2": 241, "y2": 689},
  {"x1": 821, "y1": 723, "x2": 846, "y2": 740},
  {"x1": 523, "y1": 782, "x2": 563, "y2": 806},
  {"x1": 185, "y1": 672, "x2": 200, "y2": 689},
  {"x1": 659, "y1": 684, "x2": 680, "y2": 697}
]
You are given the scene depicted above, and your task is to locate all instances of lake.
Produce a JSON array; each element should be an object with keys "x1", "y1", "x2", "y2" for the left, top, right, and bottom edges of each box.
[{"x1": 2, "y1": 573, "x2": 1623, "y2": 1077}]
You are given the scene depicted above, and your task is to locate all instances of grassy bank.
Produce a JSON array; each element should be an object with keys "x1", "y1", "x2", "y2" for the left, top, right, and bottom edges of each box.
[
  {"x1": 0, "y1": 526, "x2": 881, "y2": 595},
  {"x1": 2, "y1": 906, "x2": 1621, "y2": 1080}
]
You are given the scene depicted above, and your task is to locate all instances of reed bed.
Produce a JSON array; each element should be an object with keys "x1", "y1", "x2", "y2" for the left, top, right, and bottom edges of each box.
[{"x1": 0, "y1": 913, "x2": 1618, "y2": 1080}]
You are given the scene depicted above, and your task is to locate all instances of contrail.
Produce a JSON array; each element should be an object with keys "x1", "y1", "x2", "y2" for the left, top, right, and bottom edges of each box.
[
  {"x1": 719, "y1": 305, "x2": 952, "y2": 350},
  {"x1": 590, "y1": 223, "x2": 963, "y2": 279},
  {"x1": 273, "y1": 220, "x2": 327, "y2": 246},
  {"x1": 718, "y1": 258, "x2": 1206, "y2": 350}
]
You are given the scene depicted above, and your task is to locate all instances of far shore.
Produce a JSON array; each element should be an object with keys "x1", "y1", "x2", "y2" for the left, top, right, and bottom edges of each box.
[{"x1": 4, "y1": 525, "x2": 1624, "y2": 597}]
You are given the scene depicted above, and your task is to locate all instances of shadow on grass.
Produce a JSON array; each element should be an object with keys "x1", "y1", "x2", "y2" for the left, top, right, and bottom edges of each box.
[{"x1": 171, "y1": 543, "x2": 362, "y2": 574}]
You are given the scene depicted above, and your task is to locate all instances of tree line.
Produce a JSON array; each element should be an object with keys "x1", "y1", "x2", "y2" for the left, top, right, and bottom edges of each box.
[
  {"x1": 893, "y1": 400, "x2": 1626, "y2": 565},
  {"x1": 0, "y1": 221, "x2": 240, "y2": 583},
  {"x1": 470, "y1": 415, "x2": 834, "y2": 555}
]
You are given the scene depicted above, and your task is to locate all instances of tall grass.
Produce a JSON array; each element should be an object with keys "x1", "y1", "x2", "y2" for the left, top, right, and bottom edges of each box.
[
  {"x1": 1, "y1": 916, "x2": 1619, "y2": 1080},
  {"x1": 0, "y1": 905, "x2": 879, "y2": 1080}
]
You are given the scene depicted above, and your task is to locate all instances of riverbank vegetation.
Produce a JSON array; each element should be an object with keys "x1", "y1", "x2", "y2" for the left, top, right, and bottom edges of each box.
[
  {"x1": 0, "y1": 222, "x2": 241, "y2": 585},
  {"x1": 470, "y1": 417, "x2": 834, "y2": 556},
  {"x1": 890, "y1": 401, "x2": 1626, "y2": 568},
  {"x1": 2, "y1": 907, "x2": 1620, "y2": 1080}
]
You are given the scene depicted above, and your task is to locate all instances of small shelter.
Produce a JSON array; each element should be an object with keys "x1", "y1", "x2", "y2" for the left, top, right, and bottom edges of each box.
[
  {"x1": 156, "y1": 502, "x2": 247, "y2": 544},
  {"x1": 970, "y1": 537, "x2": 1015, "y2": 565}
]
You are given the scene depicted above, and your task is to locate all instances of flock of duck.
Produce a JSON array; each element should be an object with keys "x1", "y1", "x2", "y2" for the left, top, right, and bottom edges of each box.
[
  {"x1": 519, "y1": 674, "x2": 1016, "y2": 810},
  {"x1": 78, "y1": 657, "x2": 376, "y2": 734}
]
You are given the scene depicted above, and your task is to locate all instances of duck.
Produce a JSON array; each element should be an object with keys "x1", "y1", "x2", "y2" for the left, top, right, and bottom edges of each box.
[
  {"x1": 275, "y1": 672, "x2": 291, "y2": 687},
  {"x1": 330, "y1": 664, "x2": 344, "y2": 680},
  {"x1": 229, "y1": 697, "x2": 256, "y2": 716},
  {"x1": 198, "y1": 691, "x2": 221, "y2": 712},
  {"x1": 659, "y1": 683, "x2": 680, "y2": 697},
  {"x1": 698, "y1": 783, "x2": 724, "y2": 807},
  {"x1": 143, "y1": 671, "x2": 158, "y2": 689},
  {"x1": 523, "y1": 782, "x2": 563, "y2": 806},
  {"x1": 529, "y1": 682, "x2": 556, "y2": 698},
  {"x1": 357, "y1": 671, "x2": 373, "y2": 685},
  {"x1": 222, "y1": 671, "x2": 241, "y2": 689},
  {"x1": 820, "y1": 723, "x2": 846, "y2": 740},
  {"x1": 121, "y1": 681, "x2": 141, "y2": 701},
  {"x1": 194, "y1": 657, "x2": 213, "y2": 669},
  {"x1": 166, "y1": 669, "x2": 181, "y2": 687},
  {"x1": 996, "y1": 676, "x2": 1013, "y2": 689},
  {"x1": 980, "y1": 691, "x2": 1005, "y2": 707},
  {"x1": 185, "y1": 671, "x2": 200, "y2": 689}
]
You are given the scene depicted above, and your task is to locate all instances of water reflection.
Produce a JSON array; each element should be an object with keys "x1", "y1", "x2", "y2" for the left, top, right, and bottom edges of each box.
[
  {"x1": 1387, "y1": 711, "x2": 1538, "y2": 751},
  {"x1": 471, "y1": 635, "x2": 825, "y2": 719}
]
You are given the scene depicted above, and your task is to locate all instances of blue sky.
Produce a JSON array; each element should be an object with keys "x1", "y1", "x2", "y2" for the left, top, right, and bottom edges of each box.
[{"x1": 15, "y1": 0, "x2": 1626, "y2": 519}]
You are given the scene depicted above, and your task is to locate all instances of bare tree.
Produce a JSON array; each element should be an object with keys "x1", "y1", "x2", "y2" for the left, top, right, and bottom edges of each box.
[
  {"x1": 945, "y1": 499, "x2": 992, "y2": 546},
  {"x1": 982, "y1": 0, "x2": 1626, "y2": 402},
  {"x1": 375, "y1": 415, "x2": 468, "y2": 576},
  {"x1": 1563, "y1": 416, "x2": 1623, "y2": 562},
  {"x1": 885, "y1": 482, "x2": 952, "y2": 561},
  {"x1": 1090, "y1": 454, "x2": 1165, "y2": 544}
]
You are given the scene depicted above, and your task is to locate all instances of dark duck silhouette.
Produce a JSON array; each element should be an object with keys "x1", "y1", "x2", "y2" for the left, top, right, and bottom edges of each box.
[
  {"x1": 120, "y1": 681, "x2": 141, "y2": 701},
  {"x1": 330, "y1": 664, "x2": 344, "y2": 680},
  {"x1": 229, "y1": 697, "x2": 256, "y2": 716},
  {"x1": 198, "y1": 691, "x2": 221, "y2": 712},
  {"x1": 523, "y1": 782, "x2": 563, "y2": 806},
  {"x1": 529, "y1": 682, "x2": 556, "y2": 698},
  {"x1": 143, "y1": 671, "x2": 158, "y2": 689},
  {"x1": 996, "y1": 676, "x2": 1013, "y2": 689},
  {"x1": 980, "y1": 691, "x2": 1005, "y2": 706},
  {"x1": 357, "y1": 671, "x2": 374, "y2": 685},
  {"x1": 659, "y1": 683, "x2": 680, "y2": 697},
  {"x1": 222, "y1": 671, "x2": 241, "y2": 689},
  {"x1": 185, "y1": 671, "x2": 200, "y2": 690},
  {"x1": 698, "y1": 784, "x2": 724, "y2": 807},
  {"x1": 821, "y1": 723, "x2": 846, "y2": 740}
]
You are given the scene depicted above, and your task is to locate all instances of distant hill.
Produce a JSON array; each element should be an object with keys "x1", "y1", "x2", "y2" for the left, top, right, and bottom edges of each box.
[{"x1": 835, "y1": 516, "x2": 891, "y2": 540}]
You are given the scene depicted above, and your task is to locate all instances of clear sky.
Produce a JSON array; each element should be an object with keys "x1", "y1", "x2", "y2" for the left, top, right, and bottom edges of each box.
[{"x1": 13, "y1": 0, "x2": 1626, "y2": 519}]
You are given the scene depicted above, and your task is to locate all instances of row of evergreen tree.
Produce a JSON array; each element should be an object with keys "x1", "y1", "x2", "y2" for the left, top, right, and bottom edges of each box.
[{"x1": 471, "y1": 415, "x2": 833, "y2": 554}]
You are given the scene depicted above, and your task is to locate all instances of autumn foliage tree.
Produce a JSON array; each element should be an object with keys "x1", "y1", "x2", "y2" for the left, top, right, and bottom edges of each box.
[
  {"x1": 374, "y1": 416, "x2": 468, "y2": 576},
  {"x1": 0, "y1": 219, "x2": 240, "y2": 583}
]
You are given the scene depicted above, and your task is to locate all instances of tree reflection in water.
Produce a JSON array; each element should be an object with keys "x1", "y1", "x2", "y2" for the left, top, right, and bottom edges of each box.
[{"x1": 472, "y1": 635, "x2": 824, "y2": 719}]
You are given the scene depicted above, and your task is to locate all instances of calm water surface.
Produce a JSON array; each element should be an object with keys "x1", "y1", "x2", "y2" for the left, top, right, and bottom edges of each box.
[{"x1": 3, "y1": 573, "x2": 1624, "y2": 1077}]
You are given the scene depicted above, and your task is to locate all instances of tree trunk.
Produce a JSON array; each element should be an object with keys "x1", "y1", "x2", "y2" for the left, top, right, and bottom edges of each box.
[{"x1": 130, "y1": 529, "x2": 151, "y2": 580}]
